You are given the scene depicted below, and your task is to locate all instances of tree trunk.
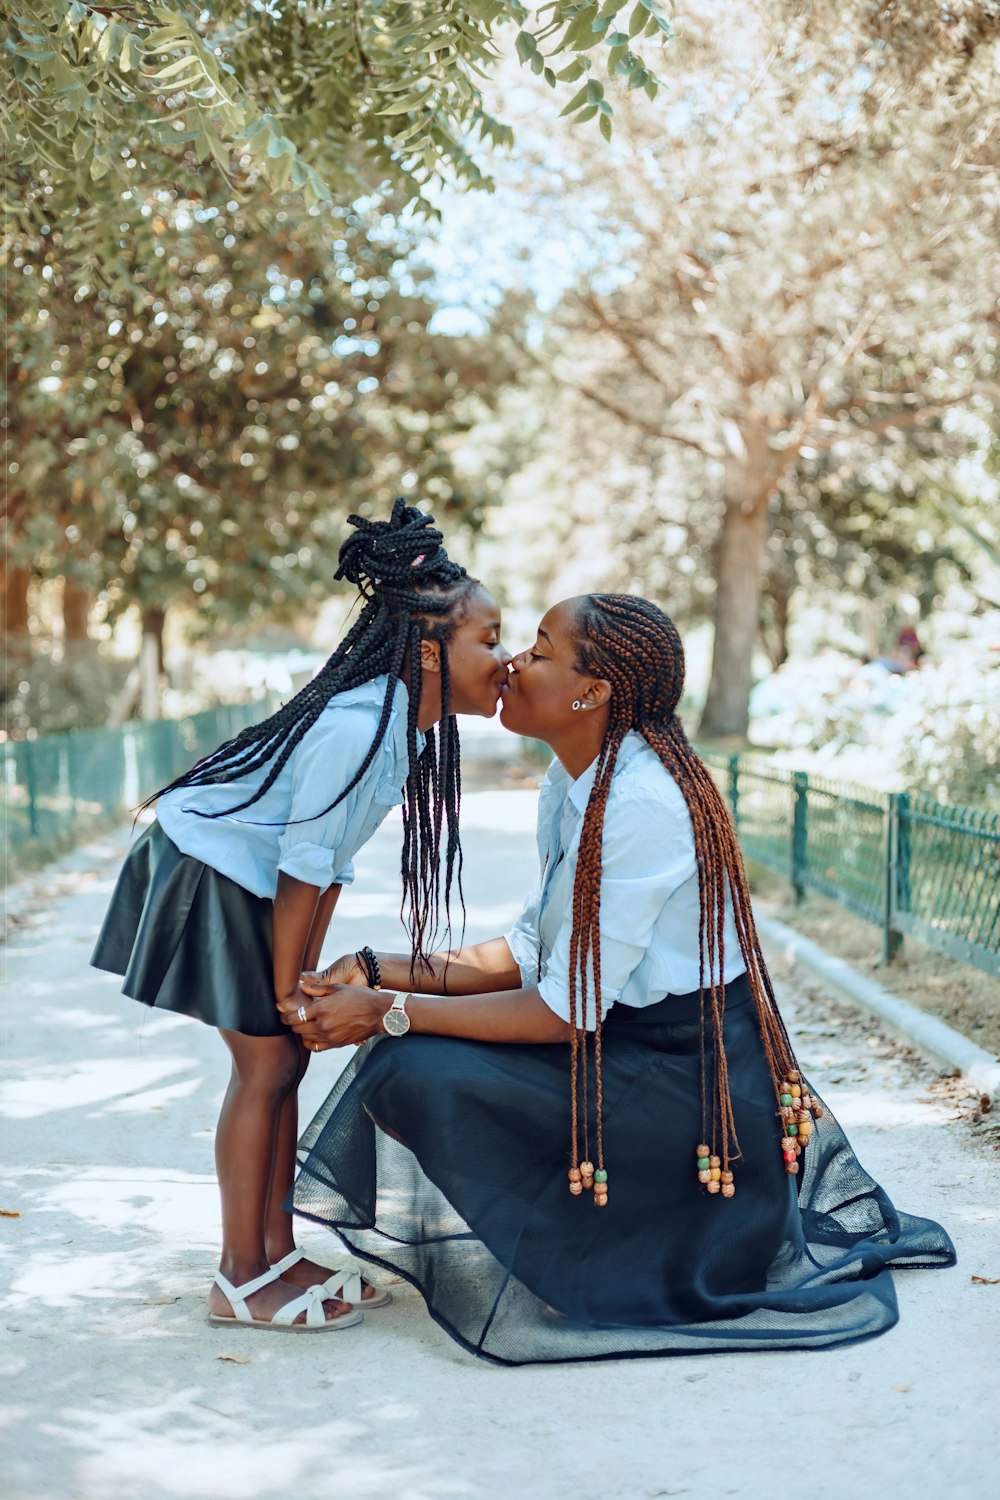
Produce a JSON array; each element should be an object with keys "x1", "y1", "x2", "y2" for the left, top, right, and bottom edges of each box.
[
  {"x1": 62, "y1": 577, "x2": 92, "y2": 642},
  {"x1": 699, "y1": 440, "x2": 775, "y2": 739},
  {"x1": 140, "y1": 605, "x2": 166, "y2": 721},
  {"x1": 2, "y1": 566, "x2": 31, "y2": 635}
]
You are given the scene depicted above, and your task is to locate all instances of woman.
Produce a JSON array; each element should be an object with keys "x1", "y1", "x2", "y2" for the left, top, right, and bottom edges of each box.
[
  {"x1": 284, "y1": 594, "x2": 954, "y2": 1362},
  {"x1": 92, "y1": 502, "x2": 510, "y2": 1332}
]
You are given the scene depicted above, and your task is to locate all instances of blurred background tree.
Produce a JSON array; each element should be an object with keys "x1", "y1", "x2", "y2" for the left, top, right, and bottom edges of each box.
[
  {"x1": 2, "y1": 1, "x2": 669, "y2": 291},
  {"x1": 481, "y1": 0, "x2": 999, "y2": 735},
  {"x1": 4, "y1": 2, "x2": 671, "y2": 731}
]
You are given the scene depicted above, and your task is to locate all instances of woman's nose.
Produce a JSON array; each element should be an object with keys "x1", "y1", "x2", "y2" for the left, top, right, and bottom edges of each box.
[{"x1": 499, "y1": 645, "x2": 513, "y2": 668}]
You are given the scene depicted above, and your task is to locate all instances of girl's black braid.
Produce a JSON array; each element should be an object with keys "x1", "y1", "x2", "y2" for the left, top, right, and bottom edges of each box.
[{"x1": 138, "y1": 499, "x2": 476, "y2": 964}]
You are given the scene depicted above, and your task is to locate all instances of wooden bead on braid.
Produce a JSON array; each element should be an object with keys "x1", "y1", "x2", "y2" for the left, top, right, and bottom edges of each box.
[{"x1": 565, "y1": 594, "x2": 813, "y2": 1219}]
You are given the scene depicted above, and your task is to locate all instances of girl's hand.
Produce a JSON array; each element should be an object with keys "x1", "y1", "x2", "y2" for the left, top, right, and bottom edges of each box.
[
  {"x1": 300, "y1": 953, "x2": 367, "y2": 996},
  {"x1": 279, "y1": 984, "x2": 387, "y2": 1050}
]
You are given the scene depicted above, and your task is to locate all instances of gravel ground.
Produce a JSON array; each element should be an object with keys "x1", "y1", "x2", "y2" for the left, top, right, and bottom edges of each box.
[{"x1": 3, "y1": 788, "x2": 999, "y2": 1500}]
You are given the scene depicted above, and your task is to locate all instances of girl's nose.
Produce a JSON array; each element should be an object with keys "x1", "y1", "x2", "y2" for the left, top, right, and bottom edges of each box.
[{"x1": 499, "y1": 645, "x2": 513, "y2": 668}]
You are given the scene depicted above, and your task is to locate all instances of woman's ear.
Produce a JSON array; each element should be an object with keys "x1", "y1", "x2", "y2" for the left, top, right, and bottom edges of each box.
[
  {"x1": 420, "y1": 637, "x2": 442, "y2": 676},
  {"x1": 582, "y1": 678, "x2": 611, "y2": 710}
]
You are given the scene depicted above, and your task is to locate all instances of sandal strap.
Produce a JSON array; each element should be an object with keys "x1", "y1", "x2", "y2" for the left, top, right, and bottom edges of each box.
[
  {"x1": 214, "y1": 1263, "x2": 284, "y2": 1318},
  {"x1": 271, "y1": 1284, "x2": 330, "y2": 1329},
  {"x1": 321, "y1": 1264, "x2": 363, "y2": 1303},
  {"x1": 269, "y1": 1248, "x2": 305, "y2": 1276}
]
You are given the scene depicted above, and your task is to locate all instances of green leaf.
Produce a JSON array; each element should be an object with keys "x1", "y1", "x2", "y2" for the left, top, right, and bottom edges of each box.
[
  {"x1": 599, "y1": 111, "x2": 612, "y2": 141},
  {"x1": 629, "y1": 3, "x2": 647, "y2": 39},
  {"x1": 68, "y1": 2, "x2": 87, "y2": 24},
  {"x1": 556, "y1": 59, "x2": 588, "y2": 81},
  {"x1": 515, "y1": 30, "x2": 536, "y2": 64},
  {"x1": 560, "y1": 81, "x2": 594, "y2": 117}
]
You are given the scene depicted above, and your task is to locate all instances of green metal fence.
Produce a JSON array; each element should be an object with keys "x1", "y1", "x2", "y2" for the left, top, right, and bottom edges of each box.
[
  {"x1": 2, "y1": 702, "x2": 268, "y2": 855},
  {"x1": 699, "y1": 751, "x2": 1000, "y2": 980}
]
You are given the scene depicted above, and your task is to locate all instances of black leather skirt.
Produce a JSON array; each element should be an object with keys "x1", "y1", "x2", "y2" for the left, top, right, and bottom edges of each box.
[{"x1": 91, "y1": 821, "x2": 282, "y2": 1037}]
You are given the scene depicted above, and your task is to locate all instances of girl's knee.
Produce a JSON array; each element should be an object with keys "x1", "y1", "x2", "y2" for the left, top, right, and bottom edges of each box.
[{"x1": 225, "y1": 1034, "x2": 301, "y2": 1097}]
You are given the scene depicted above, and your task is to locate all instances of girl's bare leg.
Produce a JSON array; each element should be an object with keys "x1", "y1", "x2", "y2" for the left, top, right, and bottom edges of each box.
[
  {"x1": 207, "y1": 1029, "x2": 349, "y2": 1324},
  {"x1": 263, "y1": 1047, "x2": 381, "y2": 1302}
]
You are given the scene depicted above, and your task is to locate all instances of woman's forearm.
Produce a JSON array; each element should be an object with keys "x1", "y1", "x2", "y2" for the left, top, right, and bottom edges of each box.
[
  {"x1": 405, "y1": 985, "x2": 571, "y2": 1043},
  {"x1": 374, "y1": 936, "x2": 523, "y2": 996}
]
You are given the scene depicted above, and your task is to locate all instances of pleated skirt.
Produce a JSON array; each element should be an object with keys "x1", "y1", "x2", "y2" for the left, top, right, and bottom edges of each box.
[
  {"x1": 91, "y1": 821, "x2": 282, "y2": 1037},
  {"x1": 292, "y1": 974, "x2": 956, "y2": 1364}
]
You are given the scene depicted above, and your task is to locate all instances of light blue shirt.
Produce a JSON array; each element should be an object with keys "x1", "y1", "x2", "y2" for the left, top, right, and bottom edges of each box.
[
  {"x1": 157, "y1": 676, "x2": 423, "y2": 898},
  {"x1": 504, "y1": 732, "x2": 745, "y2": 1028}
]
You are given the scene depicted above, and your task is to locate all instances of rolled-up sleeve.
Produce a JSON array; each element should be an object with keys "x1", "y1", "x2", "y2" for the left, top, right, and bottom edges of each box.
[
  {"x1": 276, "y1": 708, "x2": 371, "y2": 888},
  {"x1": 537, "y1": 790, "x2": 696, "y2": 1029},
  {"x1": 504, "y1": 885, "x2": 543, "y2": 986}
]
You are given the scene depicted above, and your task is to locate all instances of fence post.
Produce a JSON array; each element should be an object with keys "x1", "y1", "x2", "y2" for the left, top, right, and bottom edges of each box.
[
  {"x1": 882, "y1": 791, "x2": 904, "y2": 962},
  {"x1": 727, "y1": 754, "x2": 740, "y2": 831},
  {"x1": 791, "y1": 771, "x2": 808, "y2": 903},
  {"x1": 24, "y1": 739, "x2": 40, "y2": 838}
]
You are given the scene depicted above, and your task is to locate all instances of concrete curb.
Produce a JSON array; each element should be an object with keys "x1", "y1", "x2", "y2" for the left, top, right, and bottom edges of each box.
[{"x1": 757, "y1": 912, "x2": 1000, "y2": 1107}]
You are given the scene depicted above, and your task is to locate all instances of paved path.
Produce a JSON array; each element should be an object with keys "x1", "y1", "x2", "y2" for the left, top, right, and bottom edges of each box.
[{"x1": 3, "y1": 791, "x2": 999, "y2": 1500}]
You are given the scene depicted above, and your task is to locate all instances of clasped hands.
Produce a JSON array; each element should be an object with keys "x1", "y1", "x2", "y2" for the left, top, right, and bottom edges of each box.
[{"x1": 277, "y1": 952, "x2": 388, "y2": 1051}]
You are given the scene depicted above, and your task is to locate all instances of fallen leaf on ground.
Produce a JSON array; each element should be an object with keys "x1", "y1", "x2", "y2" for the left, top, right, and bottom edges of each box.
[
  {"x1": 970, "y1": 1275, "x2": 1000, "y2": 1285},
  {"x1": 1, "y1": 1210, "x2": 21, "y2": 1219},
  {"x1": 142, "y1": 1296, "x2": 179, "y2": 1305},
  {"x1": 217, "y1": 1353, "x2": 250, "y2": 1365}
]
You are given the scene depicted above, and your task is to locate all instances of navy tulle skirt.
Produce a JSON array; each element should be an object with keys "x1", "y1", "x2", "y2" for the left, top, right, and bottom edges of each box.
[{"x1": 292, "y1": 973, "x2": 956, "y2": 1364}]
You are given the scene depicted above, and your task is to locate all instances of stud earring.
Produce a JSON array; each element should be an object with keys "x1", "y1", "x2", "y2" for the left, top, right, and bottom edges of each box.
[{"x1": 572, "y1": 700, "x2": 584, "y2": 711}]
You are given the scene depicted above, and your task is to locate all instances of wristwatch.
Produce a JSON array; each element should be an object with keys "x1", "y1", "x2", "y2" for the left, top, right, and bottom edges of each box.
[{"x1": 382, "y1": 992, "x2": 412, "y2": 1037}]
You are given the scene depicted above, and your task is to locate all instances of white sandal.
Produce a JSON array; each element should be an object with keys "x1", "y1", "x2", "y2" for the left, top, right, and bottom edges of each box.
[
  {"x1": 208, "y1": 1264, "x2": 363, "y2": 1332},
  {"x1": 271, "y1": 1248, "x2": 392, "y2": 1310}
]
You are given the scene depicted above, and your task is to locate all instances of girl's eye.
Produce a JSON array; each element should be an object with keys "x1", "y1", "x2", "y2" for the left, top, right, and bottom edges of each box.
[{"x1": 529, "y1": 651, "x2": 544, "y2": 661}]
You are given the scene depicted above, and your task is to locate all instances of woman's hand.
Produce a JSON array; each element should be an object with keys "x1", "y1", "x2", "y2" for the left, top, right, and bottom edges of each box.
[
  {"x1": 300, "y1": 952, "x2": 367, "y2": 997},
  {"x1": 277, "y1": 984, "x2": 387, "y2": 1050}
]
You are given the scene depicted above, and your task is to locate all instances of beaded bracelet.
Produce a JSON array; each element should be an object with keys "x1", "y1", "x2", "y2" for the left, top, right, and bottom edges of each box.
[{"x1": 356, "y1": 945, "x2": 382, "y2": 990}]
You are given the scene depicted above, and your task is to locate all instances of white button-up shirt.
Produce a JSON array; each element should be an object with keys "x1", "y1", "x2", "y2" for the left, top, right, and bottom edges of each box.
[
  {"x1": 504, "y1": 732, "x2": 745, "y2": 1028},
  {"x1": 157, "y1": 676, "x2": 423, "y2": 898}
]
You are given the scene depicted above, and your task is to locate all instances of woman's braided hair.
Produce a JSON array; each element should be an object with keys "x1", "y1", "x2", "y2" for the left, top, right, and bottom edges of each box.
[
  {"x1": 565, "y1": 593, "x2": 799, "y2": 1186},
  {"x1": 141, "y1": 499, "x2": 478, "y2": 961}
]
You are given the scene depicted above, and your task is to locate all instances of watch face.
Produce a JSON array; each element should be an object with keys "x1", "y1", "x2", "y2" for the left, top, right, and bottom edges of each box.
[{"x1": 382, "y1": 1005, "x2": 411, "y2": 1037}]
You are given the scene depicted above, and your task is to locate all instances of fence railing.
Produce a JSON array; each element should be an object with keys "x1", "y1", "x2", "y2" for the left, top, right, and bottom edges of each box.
[
  {"x1": 699, "y1": 750, "x2": 1000, "y2": 980},
  {"x1": 2, "y1": 702, "x2": 269, "y2": 855}
]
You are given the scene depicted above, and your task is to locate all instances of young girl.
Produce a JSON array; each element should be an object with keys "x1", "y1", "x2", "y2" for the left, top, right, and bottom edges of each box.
[{"x1": 92, "y1": 501, "x2": 509, "y2": 1331}]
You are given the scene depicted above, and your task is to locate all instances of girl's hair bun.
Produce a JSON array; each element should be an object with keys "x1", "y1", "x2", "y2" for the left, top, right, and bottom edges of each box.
[{"x1": 335, "y1": 498, "x2": 466, "y2": 595}]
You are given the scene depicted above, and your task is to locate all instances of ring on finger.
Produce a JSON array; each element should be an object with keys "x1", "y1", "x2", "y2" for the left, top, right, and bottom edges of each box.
[{"x1": 297, "y1": 1004, "x2": 308, "y2": 1023}]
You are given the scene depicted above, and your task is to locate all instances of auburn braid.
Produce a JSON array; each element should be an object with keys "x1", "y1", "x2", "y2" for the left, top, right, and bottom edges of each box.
[
  {"x1": 567, "y1": 594, "x2": 800, "y2": 1189},
  {"x1": 139, "y1": 499, "x2": 477, "y2": 967}
]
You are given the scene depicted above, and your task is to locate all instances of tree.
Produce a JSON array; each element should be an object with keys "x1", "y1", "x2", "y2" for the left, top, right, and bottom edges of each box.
[
  {"x1": 2, "y1": 1, "x2": 671, "y2": 288},
  {"x1": 466, "y1": 0, "x2": 1000, "y2": 734},
  {"x1": 2, "y1": 185, "x2": 514, "y2": 728}
]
